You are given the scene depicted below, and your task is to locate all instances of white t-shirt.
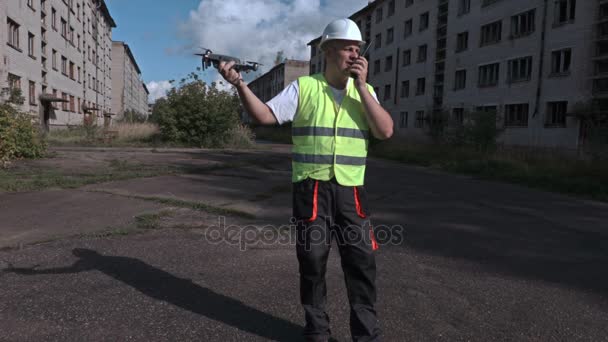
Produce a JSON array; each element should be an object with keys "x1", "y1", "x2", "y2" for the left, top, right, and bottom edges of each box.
[{"x1": 266, "y1": 79, "x2": 379, "y2": 125}]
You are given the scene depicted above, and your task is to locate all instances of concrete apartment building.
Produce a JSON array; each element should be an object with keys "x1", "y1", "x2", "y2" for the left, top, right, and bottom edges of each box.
[
  {"x1": 245, "y1": 59, "x2": 309, "y2": 122},
  {"x1": 308, "y1": 0, "x2": 605, "y2": 149},
  {"x1": 1, "y1": 0, "x2": 116, "y2": 130},
  {"x1": 249, "y1": 59, "x2": 310, "y2": 102},
  {"x1": 111, "y1": 41, "x2": 149, "y2": 118}
]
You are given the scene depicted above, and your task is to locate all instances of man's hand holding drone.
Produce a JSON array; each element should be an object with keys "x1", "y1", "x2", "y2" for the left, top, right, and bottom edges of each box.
[{"x1": 219, "y1": 61, "x2": 244, "y2": 88}]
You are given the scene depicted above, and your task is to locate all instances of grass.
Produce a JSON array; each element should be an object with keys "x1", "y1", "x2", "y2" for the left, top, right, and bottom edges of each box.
[
  {"x1": 135, "y1": 210, "x2": 175, "y2": 229},
  {"x1": 0, "y1": 160, "x2": 178, "y2": 193},
  {"x1": 46, "y1": 123, "x2": 163, "y2": 147},
  {"x1": 46, "y1": 122, "x2": 257, "y2": 149},
  {"x1": 89, "y1": 189, "x2": 257, "y2": 219},
  {"x1": 370, "y1": 141, "x2": 608, "y2": 202}
]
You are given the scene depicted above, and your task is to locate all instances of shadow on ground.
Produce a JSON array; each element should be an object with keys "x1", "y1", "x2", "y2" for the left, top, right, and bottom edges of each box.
[{"x1": 3, "y1": 248, "x2": 304, "y2": 342}]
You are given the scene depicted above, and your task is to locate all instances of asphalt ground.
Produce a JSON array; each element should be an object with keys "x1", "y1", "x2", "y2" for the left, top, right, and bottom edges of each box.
[{"x1": 1, "y1": 145, "x2": 607, "y2": 341}]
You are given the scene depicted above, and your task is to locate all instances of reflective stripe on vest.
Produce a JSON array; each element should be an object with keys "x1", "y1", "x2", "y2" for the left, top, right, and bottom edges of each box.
[
  {"x1": 293, "y1": 153, "x2": 367, "y2": 166},
  {"x1": 292, "y1": 127, "x2": 369, "y2": 140}
]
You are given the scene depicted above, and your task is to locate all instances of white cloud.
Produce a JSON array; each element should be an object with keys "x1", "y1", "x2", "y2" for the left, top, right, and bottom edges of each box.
[
  {"x1": 179, "y1": 0, "x2": 370, "y2": 75},
  {"x1": 146, "y1": 80, "x2": 173, "y2": 103}
]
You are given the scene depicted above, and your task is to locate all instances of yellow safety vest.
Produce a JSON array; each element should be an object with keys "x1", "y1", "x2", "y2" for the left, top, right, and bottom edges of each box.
[{"x1": 292, "y1": 73, "x2": 372, "y2": 186}]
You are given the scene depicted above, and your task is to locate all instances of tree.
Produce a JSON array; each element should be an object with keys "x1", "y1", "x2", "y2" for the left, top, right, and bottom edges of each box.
[
  {"x1": 0, "y1": 103, "x2": 46, "y2": 166},
  {"x1": 152, "y1": 72, "x2": 243, "y2": 147}
]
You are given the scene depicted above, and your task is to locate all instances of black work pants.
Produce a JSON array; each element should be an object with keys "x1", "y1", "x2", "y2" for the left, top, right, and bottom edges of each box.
[{"x1": 293, "y1": 177, "x2": 380, "y2": 342}]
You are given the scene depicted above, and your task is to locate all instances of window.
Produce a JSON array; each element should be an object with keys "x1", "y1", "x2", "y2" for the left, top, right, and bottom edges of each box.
[
  {"x1": 77, "y1": 34, "x2": 81, "y2": 50},
  {"x1": 77, "y1": 3, "x2": 80, "y2": 21},
  {"x1": 401, "y1": 80, "x2": 410, "y2": 98},
  {"x1": 480, "y1": 20, "x2": 502, "y2": 46},
  {"x1": 69, "y1": 26, "x2": 74, "y2": 44},
  {"x1": 388, "y1": 0, "x2": 395, "y2": 17},
  {"x1": 61, "y1": 92, "x2": 68, "y2": 111},
  {"x1": 27, "y1": 0, "x2": 34, "y2": 10},
  {"x1": 77, "y1": 97, "x2": 81, "y2": 113},
  {"x1": 508, "y1": 56, "x2": 533, "y2": 82},
  {"x1": 404, "y1": 19, "x2": 412, "y2": 38},
  {"x1": 374, "y1": 60, "x2": 381, "y2": 74},
  {"x1": 419, "y1": 12, "x2": 429, "y2": 31},
  {"x1": 546, "y1": 101, "x2": 567, "y2": 127},
  {"x1": 505, "y1": 103, "x2": 529, "y2": 127},
  {"x1": 402, "y1": 50, "x2": 411, "y2": 66},
  {"x1": 69, "y1": 95, "x2": 75, "y2": 112},
  {"x1": 405, "y1": 0, "x2": 413, "y2": 7},
  {"x1": 415, "y1": 111, "x2": 425, "y2": 128},
  {"x1": 77, "y1": 66, "x2": 81, "y2": 82},
  {"x1": 554, "y1": 0, "x2": 576, "y2": 25},
  {"x1": 386, "y1": 27, "x2": 394, "y2": 45},
  {"x1": 376, "y1": 7, "x2": 383, "y2": 23},
  {"x1": 28, "y1": 32, "x2": 35, "y2": 57},
  {"x1": 511, "y1": 10, "x2": 535, "y2": 38},
  {"x1": 375, "y1": 34, "x2": 381, "y2": 49},
  {"x1": 384, "y1": 84, "x2": 391, "y2": 101},
  {"x1": 456, "y1": 32, "x2": 468, "y2": 52},
  {"x1": 478, "y1": 63, "x2": 500, "y2": 87},
  {"x1": 458, "y1": 0, "x2": 470, "y2": 15},
  {"x1": 453, "y1": 108, "x2": 464, "y2": 124},
  {"x1": 61, "y1": 56, "x2": 67, "y2": 75},
  {"x1": 417, "y1": 45, "x2": 427, "y2": 62},
  {"x1": 61, "y1": 18, "x2": 67, "y2": 38},
  {"x1": 51, "y1": 8, "x2": 56, "y2": 30},
  {"x1": 7, "y1": 18, "x2": 20, "y2": 49},
  {"x1": 551, "y1": 49, "x2": 571, "y2": 75},
  {"x1": 52, "y1": 49, "x2": 57, "y2": 70},
  {"x1": 8, "y1": 74, "x2": 21, "y2": 92},
  {"x1": 454, "y1": 70, "x2": 466, "y2": 90},
  {"x1": 400, "y1": 112, "x2": 408, "y2": 128},
  {"x1": 69, "y1": 61, "x2": 75, "y2": 80},
  {"x1": 416, "y1": 77, "x2": 426, "y2": 95},
  {"x1": 385, "y1": 56, "x2": 393, "y2": 72},
  {"x1": 28, "y1": 81, "x2": 36, "y2": 105}
]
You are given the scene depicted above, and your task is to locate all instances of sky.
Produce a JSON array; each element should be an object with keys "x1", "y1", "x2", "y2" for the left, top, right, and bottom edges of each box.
[{"x1": 105, "y1": 0, "x2": 372, "y2": 103}]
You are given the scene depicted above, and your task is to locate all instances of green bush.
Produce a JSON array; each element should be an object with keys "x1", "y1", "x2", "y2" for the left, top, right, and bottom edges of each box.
[
  {"x1": 0, "y1": 103, "x2": 47, "y2": 166},
  {"x1": 151, "y1": 73, "x2": 246, "y2": 148},
  {"x1": 463, "y1": 110, "x2": 503, "y2": 153}
]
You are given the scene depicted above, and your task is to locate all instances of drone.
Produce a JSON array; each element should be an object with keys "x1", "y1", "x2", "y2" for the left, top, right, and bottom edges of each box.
[{"x1": 195, "y1": 48, "x2": 262, "y2": 73}]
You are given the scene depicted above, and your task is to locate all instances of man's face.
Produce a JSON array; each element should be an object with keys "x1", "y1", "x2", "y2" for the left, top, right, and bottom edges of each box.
[{"x1": 326, "y1": 40, "x2": 361, "y2": 75}]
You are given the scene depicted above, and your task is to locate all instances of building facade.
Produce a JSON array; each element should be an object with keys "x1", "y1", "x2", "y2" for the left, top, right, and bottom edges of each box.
[
  {"x1": 246, "y1": 59, "x2": 309, "y2": 122},
  {"x1": 111, "y1": 41, "x2": 149, "y2": 118},
  {"x1": 309, "y1": 0, "x2": 604, "y2": 149},
  {"x1": 1, "y1": 0, "x2": 116, "y2": 130},
  {"x1": 249, "y1": 59, "x2": 310, "y2": 102}
]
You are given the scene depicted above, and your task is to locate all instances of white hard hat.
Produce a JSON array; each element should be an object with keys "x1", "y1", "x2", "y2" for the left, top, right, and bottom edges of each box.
[{"x1": 319, "y1": 18, "x2": 365, "y2": 49}]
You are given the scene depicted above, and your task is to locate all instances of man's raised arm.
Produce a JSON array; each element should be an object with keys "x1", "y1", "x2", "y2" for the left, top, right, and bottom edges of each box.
[{"x1": 218, "y1": 61, "x2": 277, "y2": 125}]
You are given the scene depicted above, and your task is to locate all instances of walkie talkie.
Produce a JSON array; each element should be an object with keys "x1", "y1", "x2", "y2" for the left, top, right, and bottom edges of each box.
[{"x1": 351, "y1": 39, "x2": 373, "y2": 80}]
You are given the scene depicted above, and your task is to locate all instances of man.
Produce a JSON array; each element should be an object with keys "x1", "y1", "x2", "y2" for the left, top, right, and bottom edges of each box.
[{"x1": 219, "y1": 18, "x2": 393, "y2": 342}]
